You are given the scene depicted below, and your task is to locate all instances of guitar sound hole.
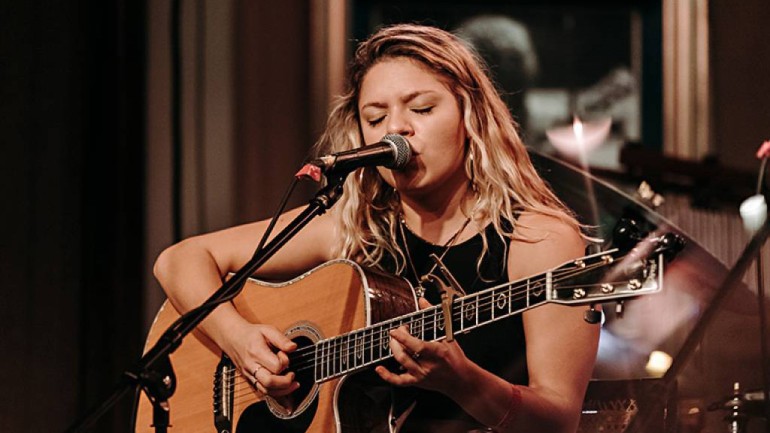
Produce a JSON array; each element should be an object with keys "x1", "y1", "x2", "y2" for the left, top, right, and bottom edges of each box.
[{"x1": 286, "y1": 335, "x2": 316, "y2": 413}]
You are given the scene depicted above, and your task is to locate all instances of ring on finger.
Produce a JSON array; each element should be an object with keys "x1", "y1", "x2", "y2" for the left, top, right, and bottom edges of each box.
[
  {"x1": 253, "y1": 365, "x2": 263, "y2": 379},
  {"x1": 411, "y1": 351, "x2": 421, "y2": 360}
]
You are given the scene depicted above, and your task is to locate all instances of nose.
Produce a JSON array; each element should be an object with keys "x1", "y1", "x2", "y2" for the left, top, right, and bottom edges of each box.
[{"x1": 386, "y1": 109, "x2": 414, "y2": 137}]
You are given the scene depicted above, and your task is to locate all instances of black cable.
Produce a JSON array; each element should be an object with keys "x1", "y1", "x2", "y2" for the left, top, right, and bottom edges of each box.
[
  {"x1": 756, "y1": 159, "x2": 768, "y2": 196},
  {"x1": 755, "y1": 252, "x2": 770, "y2": 433},
  {"x1": 251, "y1": 177, "x2": 301, "y2": 260},
  {"x1": 752, "y1": 158, "x2": 770, "y2": 432}
]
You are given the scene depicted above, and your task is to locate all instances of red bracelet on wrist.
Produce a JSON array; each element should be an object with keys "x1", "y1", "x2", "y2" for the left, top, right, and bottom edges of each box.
[{"x1": 492, "y1": 385, "x2": 522, "y2": 431}]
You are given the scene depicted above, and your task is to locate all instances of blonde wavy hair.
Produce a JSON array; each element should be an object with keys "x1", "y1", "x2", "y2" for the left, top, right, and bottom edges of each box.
[{"x1": 313, "y1": 24, "x2": 580, "y2": 274}]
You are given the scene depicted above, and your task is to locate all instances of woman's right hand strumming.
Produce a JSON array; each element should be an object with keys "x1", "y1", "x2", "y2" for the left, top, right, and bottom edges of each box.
[{"x1": 220, "y1": 320, "x2": 299, "y2": 397}]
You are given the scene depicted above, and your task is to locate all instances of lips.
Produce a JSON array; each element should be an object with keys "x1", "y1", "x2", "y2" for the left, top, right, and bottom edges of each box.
[{"x1": 402, "y1": 155, "x2": 420, "y2": 172}]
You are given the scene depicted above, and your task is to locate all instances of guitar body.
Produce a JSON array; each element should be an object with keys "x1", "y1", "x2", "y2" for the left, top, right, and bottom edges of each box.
[{"x1": 134, "y1": 260, "x2": 418, "y2": 433}]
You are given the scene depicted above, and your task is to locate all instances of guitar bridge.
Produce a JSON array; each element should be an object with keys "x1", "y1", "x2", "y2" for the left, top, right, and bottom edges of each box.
[{"x1": 213, "y1": 354, "x2": 235, "y2": 432}]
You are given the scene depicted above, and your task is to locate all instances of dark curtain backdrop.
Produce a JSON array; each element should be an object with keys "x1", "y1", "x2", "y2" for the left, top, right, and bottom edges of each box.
[
  {"x1": 234, "y1": 0, "x2": 314, "y2": 223},
  {"x1": 0, "y1": 1, "x2": 146, "y2": 432}
]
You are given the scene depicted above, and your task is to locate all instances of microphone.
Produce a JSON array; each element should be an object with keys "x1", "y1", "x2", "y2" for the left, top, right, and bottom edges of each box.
[{"x1": 310, "y1": 134, "x2": 412, "y2": 174}]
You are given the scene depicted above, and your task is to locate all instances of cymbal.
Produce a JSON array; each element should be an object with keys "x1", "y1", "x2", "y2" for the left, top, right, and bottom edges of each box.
[{"x1": 708, "y1": 388, "x2": 766, "y2": 418}]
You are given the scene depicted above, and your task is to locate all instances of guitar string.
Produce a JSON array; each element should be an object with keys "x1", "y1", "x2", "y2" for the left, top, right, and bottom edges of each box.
[
  {"x1": 227, "y1": 274, "x2": 640, "y2": 403},
  {"x1": 226, "y1": 259, "x2": 623, "y2": 390},
  {"x1": 227, "y1": 274, "x2": 642, "y2": 402},
  {"x1": 263, "y1": 256, "x2": 618, "y2": 369},
  {"x1": 223, "y1": 255, "x2": 637, "y2": 397},
  {"x1": 225, "y1": 256, "x2": 624, "y2": 383}
]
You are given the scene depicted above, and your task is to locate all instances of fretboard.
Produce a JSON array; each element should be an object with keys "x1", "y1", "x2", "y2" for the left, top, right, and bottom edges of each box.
[{"x1": 312, "y1": 273, "x2": 550, "y2": 383}]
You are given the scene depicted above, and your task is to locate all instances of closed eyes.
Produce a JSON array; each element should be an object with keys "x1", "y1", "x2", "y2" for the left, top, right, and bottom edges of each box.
[{"x1": 364, "y1": 106, "x2": 434, "y2": 127}]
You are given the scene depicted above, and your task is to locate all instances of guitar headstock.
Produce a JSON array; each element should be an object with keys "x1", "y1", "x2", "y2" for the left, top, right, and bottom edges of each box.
[{"x1": 547, "y1": 230, "x2": 685, "y2": 310}]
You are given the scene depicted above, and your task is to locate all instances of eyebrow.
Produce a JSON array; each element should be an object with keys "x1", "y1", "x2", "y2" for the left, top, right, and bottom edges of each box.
[{"x1": 360, "y1": 90, "x2": 438, "y2": 111}]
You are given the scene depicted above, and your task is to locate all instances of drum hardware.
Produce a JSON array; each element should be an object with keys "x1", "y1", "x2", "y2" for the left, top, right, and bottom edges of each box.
[{"x1": 708, "y1": 382, "x2": 767, "y2": 433}]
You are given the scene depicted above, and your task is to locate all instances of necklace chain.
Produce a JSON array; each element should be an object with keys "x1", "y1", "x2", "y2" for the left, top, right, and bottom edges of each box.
[{"x1": 399, "y1": 215, "x2": 472, "y2": 298}]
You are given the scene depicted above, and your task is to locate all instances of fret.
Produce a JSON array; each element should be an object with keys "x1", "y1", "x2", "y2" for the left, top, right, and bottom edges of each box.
[
  {"x1": 340, "y1": 335, "x2": 347, "y2": 372},
  {"x1": 494, "y1": 288, "x2": 506, "y2": 316},
  {"x1": 360, "y1": 329, "x2": 365, "y2": 366},
  {"x1": 346, "y1": 334, "x2": 353, "y2": 372},
  {"x1": 327, "y1": 338, "x2": 335, "y2": 378},
  {"x1": 477, "y1": 292, "x2": 489, "y2": 327},
  {"x1": 529, "y1": 277, "x2": 548, "y2": 306},
  {"x1": 525, "y1": 279, "x2": 530, "y2": 310},
  {"x1": 320, "y1": 340, "x2": 328, "y2": 381},
  {"x1": 340, "y1": 334, "x2": 350, "y2": 371},
  {"x1": 349, "y1": 334, "x2": 354, "y2": 371},
  {"x1": 379, "y1": 327, "x2": 388, "y2": 361},
  {"x1": 367, "y1": 327, "x2": 374, "y2": 365},
  {"x1": 491, "y1": 288, "x2": 497, "y2": 320},
  {"x1": 415, "y1": 314, "x2": 425, "y2": 340},
  {"x1": 374, "y1": 327, "x2": 380, "y2": 362},
  {"x1": 332, "y1": 339, "x2": 337, "y2": 378},
  {"x1": 354, "y1": 331, "x2": 363, "y2": 369},
  {"x1": 314, "y1": 342, "x2": 320, "y2": 382},
  {"x1": 431, "y1": 307, "x2": 438, "y2": 341},
  {"x1": 333, "y1": 337, "x2": 339, "y2": 376}
]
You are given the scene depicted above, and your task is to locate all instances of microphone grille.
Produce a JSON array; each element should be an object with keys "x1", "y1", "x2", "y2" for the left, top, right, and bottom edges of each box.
[{"x1": 381, "y1": 134, "x2": 412, "y2": 169}]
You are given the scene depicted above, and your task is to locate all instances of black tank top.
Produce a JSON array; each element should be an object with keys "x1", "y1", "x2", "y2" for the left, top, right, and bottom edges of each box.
[{"x1": 382, "y1": 220, "x2": 528, "y2": 430}]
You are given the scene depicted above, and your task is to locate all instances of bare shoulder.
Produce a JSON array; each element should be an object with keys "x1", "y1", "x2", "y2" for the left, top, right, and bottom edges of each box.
[
  {"x1": 514, "y1": 211, "x2": 581, "y2": 241},
  {"x1": 508, "y1": 211, "x2": 585, "y2": 280}
]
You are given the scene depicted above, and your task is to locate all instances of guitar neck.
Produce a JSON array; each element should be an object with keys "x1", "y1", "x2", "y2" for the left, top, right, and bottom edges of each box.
[
  {"x1": 312, "y1": 274, "x2": 549, "y2": 383},
  {"x1": 310, "y1": 244, "x2": 667, "y2": 383}
]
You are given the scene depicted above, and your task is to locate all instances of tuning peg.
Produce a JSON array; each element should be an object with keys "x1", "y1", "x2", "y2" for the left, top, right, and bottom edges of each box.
[
  {"x1": 612, "y1": 218, "x2": 646, "y2": 252},
  {"x1": 655, "y1": 233, "x2": 686, "y2": 261},
  {"x1": 583, "y1": 304, "x2": 602, "y2": 324}
]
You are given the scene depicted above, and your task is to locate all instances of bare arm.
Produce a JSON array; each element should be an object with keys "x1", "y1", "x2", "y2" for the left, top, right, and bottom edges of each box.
[
  {"x1": 487, "y1": 212, "x2": 599, "y2": 432},
  {"x1": 153, "y1": 206, "x2": 337, "y2": 394},
  {"x1": 378, "y1": 212, "x2": 599, "y2": 432},
  {"x1": 461, "y1": 214, "x2": 599, "y2": 432}
]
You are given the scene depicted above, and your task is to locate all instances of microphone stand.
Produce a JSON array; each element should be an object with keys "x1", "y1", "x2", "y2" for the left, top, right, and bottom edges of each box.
[
  {"x1": 754, "y1": 245, "x2": 770, "y2": 432},
  {"x1": 65, "y1": 172, "x2": 348, "y2": 433},
  {"x1": 753, "y1": 160, "x2": 770, "y2": 431}
]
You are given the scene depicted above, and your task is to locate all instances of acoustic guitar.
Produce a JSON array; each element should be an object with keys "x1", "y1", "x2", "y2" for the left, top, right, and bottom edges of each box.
[{"x1": 134, "y1": 232, "x2": 682, "y2": 433}]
